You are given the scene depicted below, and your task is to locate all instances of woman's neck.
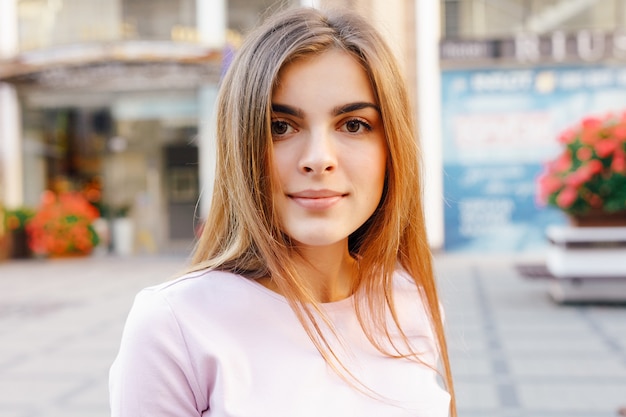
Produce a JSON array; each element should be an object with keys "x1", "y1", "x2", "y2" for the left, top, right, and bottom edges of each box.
[
  {"x1": 257, "y1": 240, "x2": 358, "y2": 303},
  {"x1": 296, "y1": 243, "x2": 357, "y2": 303}
]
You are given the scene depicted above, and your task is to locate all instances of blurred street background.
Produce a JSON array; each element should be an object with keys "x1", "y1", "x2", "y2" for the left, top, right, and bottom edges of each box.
[{"x1": 1, "y1": 0, "x2": 626, "y2": 416}]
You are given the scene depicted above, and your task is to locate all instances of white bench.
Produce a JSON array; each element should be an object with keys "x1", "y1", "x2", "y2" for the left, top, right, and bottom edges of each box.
[{"x1": 545, "y1": 225, "x2": 626, "y2": 303}]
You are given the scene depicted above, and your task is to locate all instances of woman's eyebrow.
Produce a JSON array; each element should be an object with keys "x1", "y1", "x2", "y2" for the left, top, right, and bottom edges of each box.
[
  {"x1": 271, "y1": 103, "x2": 303, "y2": 118},
  {"x1": 333, "y1": 102, "x2": 380, "y2": 116},
  {"x1": 271, "y1": 102, "x2": 381, "y2": 118}
]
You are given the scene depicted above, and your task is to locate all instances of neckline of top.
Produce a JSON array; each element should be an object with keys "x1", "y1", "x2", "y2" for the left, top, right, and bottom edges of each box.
[{"x1": 235, "y1": 273, "x2": 356, "y2": 312}]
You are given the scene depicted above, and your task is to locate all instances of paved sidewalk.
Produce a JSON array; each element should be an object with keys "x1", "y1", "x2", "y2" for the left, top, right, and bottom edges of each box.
[
  {"x1": 440, "y1": 254, "x2": 626, "y2": 417},
  {"x1": 0, "y1": 253, "x2": 624, "y2": 416},
  {"x1": 0, "y1": 255, "x2": 190, "y2": 417}
]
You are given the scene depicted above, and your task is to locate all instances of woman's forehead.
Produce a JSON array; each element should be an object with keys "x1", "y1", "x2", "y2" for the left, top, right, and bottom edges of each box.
[{"x1": 272, "y1": 50, "x2": 375, "y2": 104}]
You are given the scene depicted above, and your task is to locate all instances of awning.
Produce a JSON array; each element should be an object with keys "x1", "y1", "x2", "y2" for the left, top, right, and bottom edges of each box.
[{"x1": 0, "y1": 40, "x2": 223, "y2": 91}]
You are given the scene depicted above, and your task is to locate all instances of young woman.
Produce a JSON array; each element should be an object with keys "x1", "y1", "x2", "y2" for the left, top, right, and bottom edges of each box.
[{"x1": 110, "y1": 7, "x2": 456, "y2": 417}]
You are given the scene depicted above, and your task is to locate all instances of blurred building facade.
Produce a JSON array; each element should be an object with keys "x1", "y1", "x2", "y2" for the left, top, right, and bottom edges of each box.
[
  {"x1": 0, "y1": 0, "x2": 415, "y2": 254},
  {"x1": 3, "y1": 0, "x2": 621, "y2": 254},
  {"x1": 443, "y1": 0, "x2": 626, "y2": 38}
]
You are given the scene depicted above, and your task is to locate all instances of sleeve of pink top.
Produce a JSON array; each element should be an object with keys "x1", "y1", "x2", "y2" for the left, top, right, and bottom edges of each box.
[{"x1": 109, "y1": 289, "x2": 205, "y2": 417}]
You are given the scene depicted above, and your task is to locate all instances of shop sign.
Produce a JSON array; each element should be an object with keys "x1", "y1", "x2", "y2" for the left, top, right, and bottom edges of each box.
[
  {"x1": 441, "y1": 30, "x2": 626, "y2": 64},
  {"x1": 440, "y1": 66, "x2": 626, "y2": 252}
]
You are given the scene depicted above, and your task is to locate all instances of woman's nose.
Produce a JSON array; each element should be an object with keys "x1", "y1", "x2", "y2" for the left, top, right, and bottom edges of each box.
[{"x1": 299, "y1": 129, "x2": 337, "y2": 174}]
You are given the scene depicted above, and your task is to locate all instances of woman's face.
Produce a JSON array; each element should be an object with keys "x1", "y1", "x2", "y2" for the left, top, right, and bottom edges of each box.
[{"x1": 270, "y1": 49, "x2": 387, "y2": 249}]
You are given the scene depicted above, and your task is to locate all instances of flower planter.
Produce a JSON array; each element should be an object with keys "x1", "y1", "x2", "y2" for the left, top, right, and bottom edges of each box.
[
  {"x1": 92, "y1": 217, "x2": 110, "y2": 256},
  {"x1": 3, "y1": 207, "x2": 35, "y2": 259},
  {"x1": 0, "y1": 234, "x2": 9, "y2": 261},
  {"x1": 9, "y1": 229, "x2": 32, "y2": 259},
  {"x1": 48, "y1": 250, "x2": 92, "y2": 259},
  {"x1": 112, "y1": 217, "x2": 134, "y2": 256},
  {"x1": 569, "y1": 210, "x2": 626, "y2": 227}
]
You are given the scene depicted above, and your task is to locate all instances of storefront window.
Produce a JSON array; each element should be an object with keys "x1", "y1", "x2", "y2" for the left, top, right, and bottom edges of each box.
[
  {"x1": 227, "y1": 0, "x2": 294, "y2": 34},
  {"x1": 21, "y1": 90, "x2": 200, "y2": 252},
  {"x1": 442, "y1": 0, "x2": 626, "y2": 39},
  {"x1": 17, "y1": 0, "x2": 198, "y2": 51},
  {"x1": 18, "y1": 0, "x2": 122, "y2": 50},
  {"x1": 121, "y1": 0, "x2": 197, "y2": 41},
  {"x1": 17, "y1": 0, "x2": 309, "y2": 51}
]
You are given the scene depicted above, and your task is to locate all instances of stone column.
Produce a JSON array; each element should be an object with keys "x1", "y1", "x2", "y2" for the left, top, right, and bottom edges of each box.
[
  {"x1": 196, "y1": 0, "x2": 226, "y2": 217},
  {"x1": 196, "y1": 0, "x2": 226, "y2": 48},
  {"x1": 196, "y1": 86, "x2": 219, "y2": 219},
  {"x1": 0, "y1": 0, "x2": 23, "y2": 208},
  {"x1": 300, "y1": 0, "x2": 320, "y2": 7},
  {"x1": 0, "y1": 0, "x2": 18, "y2": 58},
  {"x1": 415, "y1": 0, "x2": 444, "y2": 249}
]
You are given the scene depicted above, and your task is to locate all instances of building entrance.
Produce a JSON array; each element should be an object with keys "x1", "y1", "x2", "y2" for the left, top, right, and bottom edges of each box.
[{"x1": 21, "y1": 90, "x2": 200, "y2": 254}]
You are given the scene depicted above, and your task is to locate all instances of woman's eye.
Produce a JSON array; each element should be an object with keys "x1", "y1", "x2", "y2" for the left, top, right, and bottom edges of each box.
[
  {"x1": 343, "y1": 119, "x2": 372, "y2": 133},
  {"x1": 271, "y1": 120, "x2": 291, "y2": 136}
]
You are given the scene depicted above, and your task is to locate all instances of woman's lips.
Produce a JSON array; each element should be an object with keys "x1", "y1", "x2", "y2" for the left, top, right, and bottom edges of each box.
[{"x1": 288, "y1": 190, "x2": 346, "y2": 210}]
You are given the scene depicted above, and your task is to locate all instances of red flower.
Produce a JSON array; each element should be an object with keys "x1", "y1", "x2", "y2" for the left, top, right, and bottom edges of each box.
[
  {"x1": 576, "y1": 147, "x2": 593, "y2": 161},
  {"x1": 587, "y1": 193, "x2": 603, "y2": 208},
  {"x1": 551, "y1": 152, "x2": 572, "y2": 172},
  {"x1": 594, "y1": 139, "x2": 618, "y2": 158},
  {"x1": 587, "y1": 159, "x2": 604, "y2": 175},
  {"x1": 538, "y1": 173, "x2": 562, "y2": 194},
  {"x1": 580, "y1": 117, "x2": 603, "y2": 144},
  {"x1": 612, "y1": 126, "x2": 626, "y2": 140},
  {"x1": 26, "y1": 191, "x2": 100, "y2": 257},
  {"x1": 558, "y1": 128, "x2": 576, "y2": 144},
  {"x1": 613, "y1": 151, "x2": 626, "y2": 172},
  {"x1": 556, "y1": 187, "x2": 578, "y2": 208},
  {"x1": 537, "y1": 111, "x2": 626, "y2": 215},
  {"x1": 536, "y1": 173, "x2": 563, "y2": 205}
]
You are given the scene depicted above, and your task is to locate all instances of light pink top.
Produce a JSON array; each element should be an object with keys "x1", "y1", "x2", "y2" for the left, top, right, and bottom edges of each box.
[{"x1": 109, "y1": 269, "x2": 450, "y2": 417}]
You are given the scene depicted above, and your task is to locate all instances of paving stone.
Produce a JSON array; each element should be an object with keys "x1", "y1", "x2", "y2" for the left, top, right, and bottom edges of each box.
[
  {"x1": 0, "y1": 376, "x2": 82, "y2": 406},
  {"x1": 507, "y1": 357, "x2": 626, "y2": 377},
  {"x1": 517, "y1": 382, "x2": 626, "y2": 411},
  {"x1": 0, "y1": 408, "x2": 33, "y2": 417},
  {"x1": 63, "y1": 378, "x2": 110, "y2": 408},
  {"x1": 453, "y1": 381, "x2": 501, "y2": 410},
  {"x1": 449, "y1": 354, "x2": 493, "y2": 377},
  {"x1": 499, "y1": 334, "x2": 611, "y2": 353}
]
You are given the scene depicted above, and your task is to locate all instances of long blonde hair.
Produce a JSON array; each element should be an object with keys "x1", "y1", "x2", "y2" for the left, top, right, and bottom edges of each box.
[{"x1": 191, "y1": 7, "x2": 455, "y2": 415}]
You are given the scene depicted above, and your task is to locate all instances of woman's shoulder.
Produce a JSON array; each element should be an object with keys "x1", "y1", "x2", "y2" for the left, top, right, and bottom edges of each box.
[
  {"x1": 392, "y1": 267, "x2": 420, "y2": 292},
  {"x1": 146, "y1": 268, "x2": 233, "y2": 291},
  {"x1": 134, "y1": 268, "x2": 285, "y2": 314},
  {"x1": 126, "y1": 270, "x2": 235, "y2": 317},
  {"x1": 141, "y1": 268, "x2": 234, "y2": 298},
  {"x1": 392, "y1": 265, "x2": 446, "y2": 325},
  {"x1": 390, "y1": 267, "x2": 439, "y2": 325}
]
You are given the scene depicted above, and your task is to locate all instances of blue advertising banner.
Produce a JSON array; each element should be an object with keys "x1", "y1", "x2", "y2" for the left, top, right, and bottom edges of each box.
[{"x1": 441, "y1": 65, "x2": 626, "y2": 252}]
